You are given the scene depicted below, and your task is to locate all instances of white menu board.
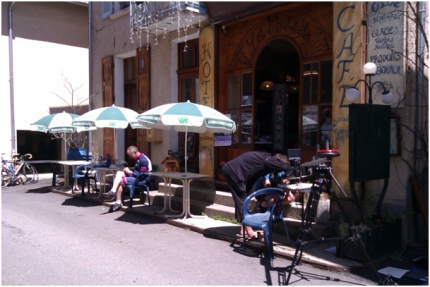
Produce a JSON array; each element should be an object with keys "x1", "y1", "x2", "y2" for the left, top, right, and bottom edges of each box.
[{"x1": 367, "y1": 2, "x2": 404, "y2": 107}]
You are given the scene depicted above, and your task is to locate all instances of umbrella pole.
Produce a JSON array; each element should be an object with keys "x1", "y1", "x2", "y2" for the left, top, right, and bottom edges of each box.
[
  {"x1": 114, "y1": 129, "x2": 116, "y2": 164},
  {"x1": 63, "y1": 133, "x2": 67, "y2": 160},
  {"x1": 184, "y1": 127, "x2": 188, "y2": 173}
]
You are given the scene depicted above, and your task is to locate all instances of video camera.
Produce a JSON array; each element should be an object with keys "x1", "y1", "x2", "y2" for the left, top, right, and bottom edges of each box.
[
  {"x1": 287, "y1": 149, "x2": 312, "y2": 179},
  {"x1": 287, "y1": 149, "x2": 301, "y2": 167}
]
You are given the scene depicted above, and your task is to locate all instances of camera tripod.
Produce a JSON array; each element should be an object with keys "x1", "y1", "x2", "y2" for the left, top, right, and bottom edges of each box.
[{"x1": 284, "y1": 151, "x2": 395, "y2": 285}]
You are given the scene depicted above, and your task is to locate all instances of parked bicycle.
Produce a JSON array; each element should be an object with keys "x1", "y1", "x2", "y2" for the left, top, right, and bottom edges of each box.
[{"x1": 1, "y1": 153, "x2": 39, "y2": 187}]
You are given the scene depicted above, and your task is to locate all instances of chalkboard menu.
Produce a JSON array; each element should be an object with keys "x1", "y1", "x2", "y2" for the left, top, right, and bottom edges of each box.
[{"x1": 367, "y1": 2, "x2": 404, "y2": 107}]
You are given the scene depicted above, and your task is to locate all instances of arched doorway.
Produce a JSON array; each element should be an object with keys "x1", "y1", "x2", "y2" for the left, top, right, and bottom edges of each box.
[{"x1": 254, "y1": 39, "x2": 300, "y2": 154}]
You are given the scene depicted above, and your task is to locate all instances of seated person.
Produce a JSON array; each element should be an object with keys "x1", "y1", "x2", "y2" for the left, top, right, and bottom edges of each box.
[{"x1": 103, "y1": 146, "x2": 151, "y2": 212}]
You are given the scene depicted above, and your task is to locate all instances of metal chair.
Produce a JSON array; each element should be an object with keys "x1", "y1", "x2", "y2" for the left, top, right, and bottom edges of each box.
[
  {"x1": 241, "y1": 187, "x2": 291, "y2": 264},
  {"x1": 72, "y1": 165, "x2": 97, "y2": 196},
  {"x1": 121, "y1": 173, "x2": 151, "y2": 208}
]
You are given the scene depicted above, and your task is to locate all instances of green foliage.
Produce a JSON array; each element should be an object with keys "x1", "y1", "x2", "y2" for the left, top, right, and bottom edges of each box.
[
  {"x1": 212, "y1": 214, "x2": 238, "y2": 224},
  {"x1": 388, "y1": 250, "x2": 403, "y2": 261}
]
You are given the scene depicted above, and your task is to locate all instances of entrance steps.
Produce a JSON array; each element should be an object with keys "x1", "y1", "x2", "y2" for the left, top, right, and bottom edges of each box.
[{"x1": 131, "y1": 178, "x2": 330, "y2": 240}]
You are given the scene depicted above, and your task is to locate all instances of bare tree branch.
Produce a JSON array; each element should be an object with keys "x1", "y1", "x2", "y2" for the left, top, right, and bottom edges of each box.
[{"x1": 50, "y1": 74, "x2": 97, "y2": 149}]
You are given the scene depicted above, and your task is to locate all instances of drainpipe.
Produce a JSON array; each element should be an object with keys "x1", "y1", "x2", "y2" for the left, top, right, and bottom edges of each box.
[
  {"x1": 88, "y1": 2, "x2": 93, "y2": 153},
  {"x1": 9, "y1": 2, "x2": 16, "y2": 155},
  {"x1": 415, "y1": 1, "x2": 426, "y2": 174}
]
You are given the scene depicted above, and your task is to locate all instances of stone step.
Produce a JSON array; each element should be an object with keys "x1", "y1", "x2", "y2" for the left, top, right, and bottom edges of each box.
[
  {"x1": 157, "y1": 182, "x2": 330, "y2": 223},
  {"x1": 104, "y1": 178, "x2": 330, "y2": 226},
  {"x1": 125, "y1": 189, "x2": 329, "y2": 241}
]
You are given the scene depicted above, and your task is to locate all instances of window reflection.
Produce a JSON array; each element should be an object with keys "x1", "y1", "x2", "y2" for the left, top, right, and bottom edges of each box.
[
  {"x1": 230, "y1": 111, "x2": 239, "y2": 144},
  {"x1": 301, "y1": 105, "x2": 318, "y2": 146},
  {"x1": 302, "y1": 63, "x2": 319, "y2": 104},
  {"x1": 241, "y1": 110, "x2": 252, "y2": 143}
]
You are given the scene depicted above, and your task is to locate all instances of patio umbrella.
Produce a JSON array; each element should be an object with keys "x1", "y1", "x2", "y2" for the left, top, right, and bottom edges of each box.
[
  {"x1": 31, "y1": 111, "x2": 79, "y2": 133},
  {"x1": 30, "y1": 111, "x2": 96, "y2": 157},
  {"x1": 136, "y1": 100, "x2": 236, "y2": 172},
  {"x1": 71, "y1": 105, "x2": 149, "y2": 159}
]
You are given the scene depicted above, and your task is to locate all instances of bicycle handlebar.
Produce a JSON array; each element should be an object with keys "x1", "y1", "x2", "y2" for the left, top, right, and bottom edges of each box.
[{"x1": 11, "y1": 153, "x2": 32, "y2": 161}]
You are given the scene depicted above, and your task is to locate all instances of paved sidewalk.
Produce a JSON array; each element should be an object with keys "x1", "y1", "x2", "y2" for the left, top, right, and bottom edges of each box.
[
  {"x1": 37, "y1": 174, "x2": 429, "y2": 284},
  {"x1": 45, "y1": 176, "x2": 358, "y2": 269}
]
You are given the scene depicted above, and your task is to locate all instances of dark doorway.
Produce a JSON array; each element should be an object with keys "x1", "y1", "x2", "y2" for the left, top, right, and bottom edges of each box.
[
  {"x1": 17, "y1": 130, "x2": 60, "y2": 173},
  {"x1": 124, "y1": 83, "x2": 137, "y2": 167},
  {"x1": 254, "y1": 39, "x2": 300, "y2": 154}
]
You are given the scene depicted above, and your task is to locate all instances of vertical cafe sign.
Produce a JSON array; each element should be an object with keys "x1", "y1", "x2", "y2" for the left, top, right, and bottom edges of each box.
[
  {"x1": 367, "y1": 2, "x2": 404, "y2": 107},
  {"x1": 332, "y1": 2, "x2": 363, "y2": 196},
  {"x1": 199, "y1": 26, "x2": 215, "y2": 176}
]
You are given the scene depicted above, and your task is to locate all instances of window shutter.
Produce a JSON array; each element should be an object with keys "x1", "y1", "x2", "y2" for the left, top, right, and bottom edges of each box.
[
  {"x1": 102, "y1": 2, "x2": 114, "y2": 19},
  {"x1": 102, "y1": 56, "x2": 115, "y2": 159}
]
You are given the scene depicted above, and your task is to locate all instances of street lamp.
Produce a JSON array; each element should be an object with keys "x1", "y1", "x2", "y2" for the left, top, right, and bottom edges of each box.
[
  {"x1": 345, "y1": 62, "x2": 393, "y2": 104},
  {"x1": 347, "y1": 62, "x2": 393, "y2": 223}
]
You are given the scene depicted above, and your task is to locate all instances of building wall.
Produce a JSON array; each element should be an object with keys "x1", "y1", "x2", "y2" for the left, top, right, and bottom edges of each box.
[
  {"x1": 90, "y1": 3, "x2": 205, "y2": 163},
  {"x1": 1, "y1": 2, "x2": 88, "y2": 158},
  {"x1": 90, "y1": 2, "x2": 428, "y2": 244}
]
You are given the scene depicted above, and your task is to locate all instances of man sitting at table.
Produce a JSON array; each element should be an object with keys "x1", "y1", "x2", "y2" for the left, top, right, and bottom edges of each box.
[{"x1": 103, "y1": 146, "x2": 151, "y2": 212}]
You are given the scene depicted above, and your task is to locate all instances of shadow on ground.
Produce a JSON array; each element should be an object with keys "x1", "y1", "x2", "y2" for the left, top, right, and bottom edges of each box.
[
  {"x1": 61, "y1": 197, "x2": 98, "y2": 208},
  {"x1": 26, "y1": 186, "x2": 52, "y2": 194},
  {"x1": 114, "y1": 211, "x2": 162, "y2": 226}
]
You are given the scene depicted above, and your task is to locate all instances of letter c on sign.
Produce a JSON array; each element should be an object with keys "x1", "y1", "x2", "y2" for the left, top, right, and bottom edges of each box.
[{"x1": 337, "y1": 5, "x2": 355, "y2": 32}]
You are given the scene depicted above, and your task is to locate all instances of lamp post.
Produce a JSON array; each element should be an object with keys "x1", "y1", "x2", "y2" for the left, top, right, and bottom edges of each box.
[
  {"x1": 347, "y1": 62, "x2": 393, "y2": 222},
  {"x1": 345, "y1": 62, "x2": 393, "y2": 104}
]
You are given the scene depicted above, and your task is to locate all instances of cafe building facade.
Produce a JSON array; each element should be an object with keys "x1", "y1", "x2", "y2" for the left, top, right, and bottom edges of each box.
[{"x1": 91, "y1": 2, "x2": 427, "y2": 243}]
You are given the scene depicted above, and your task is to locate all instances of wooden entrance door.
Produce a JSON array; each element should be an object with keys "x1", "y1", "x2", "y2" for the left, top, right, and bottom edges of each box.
[
  {"x1": 124, "y1": 84, "x2": 138, "y2": 166},
  {"x1": 102, "y1": 56, "x2": 115, "y2": 160}
]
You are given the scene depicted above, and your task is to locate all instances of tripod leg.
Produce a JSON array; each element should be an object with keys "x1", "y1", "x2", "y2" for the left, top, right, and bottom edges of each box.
[
  {"x1": 286, "y1": 183, "x2": 322, "y2": 285},
  {"x1": 296, "y1": 185, "x2": 322, "y2": 264}
]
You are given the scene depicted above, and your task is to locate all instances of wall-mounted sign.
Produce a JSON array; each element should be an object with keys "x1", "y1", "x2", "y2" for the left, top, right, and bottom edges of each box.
[
  {"x1": 199, "y1": 26, "x2": 215, "y2": 176},
  {"x1": 367, "y1": 2, "x2": 404, "y2": 107}
]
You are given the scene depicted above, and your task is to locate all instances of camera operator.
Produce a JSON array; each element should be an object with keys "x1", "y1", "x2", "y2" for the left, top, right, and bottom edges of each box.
[{"x1": 221, "y1": 151, "x2": 292, "y2": 240}]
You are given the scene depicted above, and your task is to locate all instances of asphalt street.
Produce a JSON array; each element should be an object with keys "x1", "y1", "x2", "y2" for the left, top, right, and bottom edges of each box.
[{"x1": 1, "y1": 177, "x2": 377, "y2": 285}]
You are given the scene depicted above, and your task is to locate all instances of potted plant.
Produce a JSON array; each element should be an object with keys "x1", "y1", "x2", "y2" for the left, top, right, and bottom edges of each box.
[
  {"x1": 336, "y1": 213, "x2": 402, "y2": 263},
  {"x1": 217, "y1": 161, "x2": 226, "y2": 181}
]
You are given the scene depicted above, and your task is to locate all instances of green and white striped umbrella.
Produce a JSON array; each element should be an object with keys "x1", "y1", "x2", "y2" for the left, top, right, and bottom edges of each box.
[
  {"x1": 71, "y1": 104, "x2": 147, "y2": 129},
  {"x1": 30, "y1": 111, "x2": 95, "y2": 158},
  {"x1": 136, "y1": 100, "x2": 236, "y2": 133},
  {"x1": 30, "y1": 111, "x2": 92, "y2": 133},
  {"x1": 137, "y1": 100, "x2": 236, "y2": 172},
  {"x1": 72, "y1": 105, "x2": 149, "y2": 160}
]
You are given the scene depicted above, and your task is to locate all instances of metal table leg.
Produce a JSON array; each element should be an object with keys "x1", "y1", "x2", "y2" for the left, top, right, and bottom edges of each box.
[{"x1": 156, "y1": 177, "x2": 180, "y2": 216}]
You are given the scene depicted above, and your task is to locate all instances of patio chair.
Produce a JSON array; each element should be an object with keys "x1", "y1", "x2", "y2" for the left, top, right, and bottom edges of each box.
[
  {"x1": 241, "y1": 187, "x2": 291, "y2": 264},
  {"x1": 73, "y1": 165, "x2": 98, "y2": 196},
  {"x1": 121, "y1": 173, "x2": 151, "y2": 208}
]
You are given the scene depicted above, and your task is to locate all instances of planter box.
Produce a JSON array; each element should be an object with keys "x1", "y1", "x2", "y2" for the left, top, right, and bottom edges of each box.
[{"x1": 336, "y1": 219, "x2": 401, "y2": 263}]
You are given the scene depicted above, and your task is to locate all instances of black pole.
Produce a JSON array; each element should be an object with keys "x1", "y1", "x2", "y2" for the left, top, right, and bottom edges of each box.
[{"x1": 367, "y1": 74, "x2": 373, "y2": 105}]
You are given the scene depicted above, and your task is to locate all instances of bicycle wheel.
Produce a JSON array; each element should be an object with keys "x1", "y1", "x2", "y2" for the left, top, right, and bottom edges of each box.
[
  {"x1": 1, "y1": 168, "x2": 11, "y2": 187},
  {"x1": 23, "y1": 164, "x2": 39, "y2": 184},
  {"x1": 29, "y1": 165, "x2": 39, "y2": 183}
]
